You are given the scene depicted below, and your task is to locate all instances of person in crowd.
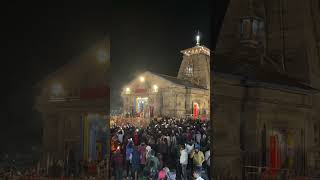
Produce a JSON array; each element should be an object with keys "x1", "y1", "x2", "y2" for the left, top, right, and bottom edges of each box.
[
  {"x1": 147, "y1": 160, "x2": 158, "y2": 179},
  {"x1": 117, "y1": 128, "x2": 124, "y2": 144},
  {"x1": 133, "y1": 129, "x2": 139, "y2": 146},
  {"x1": 158, "y1": 138, "x2": 168, "y2": 166},
  {"x1": 158, "y1": 168, "x2": 166, "y2": 180},
  {"x1": 191, "y1": 144, "x2": 205, "y2": 172},
  {"x1": 111, "y1": 135, "x2": 119, "y2": 153},
  {"x1": 131, "y1": 146, "x2": 141, "y2": 180},
  {"x1": 126, "y1": 139, "x2": 134, "y2": 178},
  {"x1": 156, "y1": 152, "x2": 163, "y2": 169},
  {"x1": 201, "y1": 133, "x2": 207, "y2": 147},
  {"x1": 142, "y1": 131, "x2": 148, "y2": 143},
  {"x1": 193, "y1": 169, "x2": 205, "y2": 180},
  {"x1": 179, "y1": 144, "x2": 188, "y2": 180},
  {"x1": 164, "y1": 132, "x2": 171, "y2": 148},
  {"x1": 138, "y1": 142, "x2": 147, "y2": 175},
  {"x1": 186, "y1": 141, "x2": 194, "y2": 155},
  {"x1": 163, "y1": 167, "x2": 176, "y2": 180},
  {"x1": 146, "y1": 145, "x2": 152, "y2": 160},
  {"x1": 205, "y1": 148, "x2": 211, "y2": 180},
  {"x1": 186, "y1": 141, "x2": 195, "y2": 172},
  {"x1": 148, "y1": 135, "x2": 156, "y2": 152},
  {"x1": 196, "y1": 130, "x2": 202, "y2": 144},
  {"x1": 145, "y1": 150, "x2": 160, "y2": 178},
  {"x1": 112, "y1": 147, "x2": 124, "y2": 180}
]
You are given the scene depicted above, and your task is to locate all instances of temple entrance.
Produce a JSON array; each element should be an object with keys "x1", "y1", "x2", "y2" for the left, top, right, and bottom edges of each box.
[
  {"x1": 268, "y1": 128, "x2": 303, "y2": 172},
  {"x1": 82, "y1": 113, "x2": 108, "y2": 161},
  {"x1": 136, "y1": 97, "x2": 148, "y2": 117},
  {"x1": 193, "y1": 102, "x2": 199, "y2": 119}
]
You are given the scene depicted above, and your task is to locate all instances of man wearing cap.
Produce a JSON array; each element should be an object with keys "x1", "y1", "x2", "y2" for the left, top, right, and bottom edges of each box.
[{"x1": 190, "y1": 144, "x2": 205, "y2": 172}]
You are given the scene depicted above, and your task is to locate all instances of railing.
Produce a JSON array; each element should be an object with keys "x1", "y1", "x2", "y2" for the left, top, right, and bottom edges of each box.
[
  {"x1": 244, "y1": 166, "x2": 320, "y2": 180},
  {"x1": 48, "y1": 96, "x2": 80, "y2": 102},
  {"x1": 244, "y1": 166, "x2": 290, "y2": 180}
]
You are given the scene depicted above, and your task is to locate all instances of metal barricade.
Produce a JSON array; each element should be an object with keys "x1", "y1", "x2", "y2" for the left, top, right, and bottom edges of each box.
[{"x1": 244, "y1": 166, "x2": 290, "y2": 180}]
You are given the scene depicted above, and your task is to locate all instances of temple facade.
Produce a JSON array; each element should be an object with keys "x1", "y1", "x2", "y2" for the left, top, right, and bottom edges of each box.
[
  {"x1": 121, "y1": 43, "x2": 210, "y2": 119},
  {"x1": 35, "y1": 40, "x2": 110, "y2": 165},
  {"x1": 212, "y1": 0, "x2": 320, "y2": 178}
]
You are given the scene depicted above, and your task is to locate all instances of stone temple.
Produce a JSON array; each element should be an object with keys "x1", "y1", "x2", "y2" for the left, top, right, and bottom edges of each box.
[
  {"x1": 121, "y1": 36, "x2": 210, "y2": 120},
  {"x1": 212, "y1": 0, "x2": 320, "y2": 178},
  {"x1": 36, "y1": 40, "x2": 110, "y2": 167}
]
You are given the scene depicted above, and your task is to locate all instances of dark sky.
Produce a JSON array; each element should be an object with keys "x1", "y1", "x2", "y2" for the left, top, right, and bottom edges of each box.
[
  {"x1": 1, "y1": 1, "x2": 110, "y2": 153},
  {"x1": 1, "y1": 0, "x2": 229, "y2": 153}
]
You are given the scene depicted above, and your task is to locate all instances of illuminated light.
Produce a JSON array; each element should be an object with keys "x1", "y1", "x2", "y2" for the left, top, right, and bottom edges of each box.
[
  {"x1": 196, "y1": 31, "x2": 201, "y2": 46},
  {"x1": 140, "y1": 76, "x2": 145, "y2": 82},
  {"x1": 125, "y1": 87, "x2": 131, "y2": 94},
  {"x1": 153, "y1": 84, "x2": 158, "y2": 92}
]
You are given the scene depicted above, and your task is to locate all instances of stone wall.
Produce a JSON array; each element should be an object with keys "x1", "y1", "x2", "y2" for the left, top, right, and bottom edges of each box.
[
  {"x1": 177, "y1": 52, "x2": 210, "y2": 89},
  {"x1": 212, "y1": 73, "x2": 313, "y2": 178}
]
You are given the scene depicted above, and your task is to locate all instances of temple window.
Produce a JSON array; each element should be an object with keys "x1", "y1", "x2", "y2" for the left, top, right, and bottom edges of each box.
[
  {"x1": 50, "y1": 83, "x2": 64, "y2": 98},
  {"x1": 240, "y1": 16, "x2": 264, "y2": 48},
  {"x1": 185, "y1": 64, "x2": 193, "y2": 76}
]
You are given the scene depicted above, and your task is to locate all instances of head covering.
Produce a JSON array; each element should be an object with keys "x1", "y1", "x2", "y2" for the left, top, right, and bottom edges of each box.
[
  {"x1": 195, "y1": 144, "x2": 200, "y2": 150},
  {"x1": 163, "y1": 167, "x2": 170, "y2": 173}
]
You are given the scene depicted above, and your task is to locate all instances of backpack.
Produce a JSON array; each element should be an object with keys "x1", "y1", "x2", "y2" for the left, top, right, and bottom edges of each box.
[{"x1": 150, "y1": 168, "x2": 157, "y2": 177}]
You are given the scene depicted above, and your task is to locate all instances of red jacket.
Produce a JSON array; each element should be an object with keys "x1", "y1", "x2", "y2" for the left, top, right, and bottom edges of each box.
[{"x1": 133, "y1": 133, "x2": 139, "y2": 146}]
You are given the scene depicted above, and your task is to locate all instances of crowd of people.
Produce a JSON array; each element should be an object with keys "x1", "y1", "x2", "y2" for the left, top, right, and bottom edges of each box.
[
  {"x1": 2, "y1": 116, "x2": 211, "y2": 180},
  {"x1": 110, "y1": 117, "x2": 211, "y2": 180}
]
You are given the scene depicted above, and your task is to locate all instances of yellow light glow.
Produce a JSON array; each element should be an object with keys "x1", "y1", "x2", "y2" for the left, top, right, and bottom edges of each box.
[
  {"x1": 125, "y1": 87, "x2": 131, "y2": 94},
  {"x1": 153, "y1": 85, "x2": 158, "y2": 92},
  {"x1": 140, "y1": 76, "x2": 145, "y2": 82}
]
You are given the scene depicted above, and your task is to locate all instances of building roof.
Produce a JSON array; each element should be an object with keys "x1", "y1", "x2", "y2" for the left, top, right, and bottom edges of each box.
[
  {"x1": 180, "y1": 45, "x2": 210, "y2": 56},
  {"x1": 150, "y1": 72, "x2": 208, "y2": 90},
  {"x1": 35, "y1": 38, "x2": 110, "y2": 88},
  {"x1": 213, "y1": 54, "x2": 317, "y2": 93}
]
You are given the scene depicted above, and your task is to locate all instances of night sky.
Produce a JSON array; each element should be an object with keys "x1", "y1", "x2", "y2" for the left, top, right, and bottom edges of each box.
[
  {"x1": 1, "y1": 1, "x2": 110, "y2": 153},
  {"x1": 1, "y1": 0, "x2": 228, "y2": 154}
]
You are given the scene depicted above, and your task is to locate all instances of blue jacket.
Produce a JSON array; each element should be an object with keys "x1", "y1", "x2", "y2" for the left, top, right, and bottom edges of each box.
[
  {"x1": 126, "y1": 143, "x2": 134, "y2": 161},
  {"x1": 131, "y1": 149, "x2": 141, "y2": 168}
]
